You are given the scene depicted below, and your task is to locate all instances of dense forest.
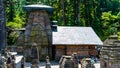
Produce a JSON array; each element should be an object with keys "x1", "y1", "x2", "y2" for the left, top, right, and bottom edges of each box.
[{"x1": 6, "y1": 0, "x2": 120, "y2": 45}]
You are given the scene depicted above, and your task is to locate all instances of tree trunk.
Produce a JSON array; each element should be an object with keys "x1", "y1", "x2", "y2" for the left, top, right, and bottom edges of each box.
[
  {"x1": 62, "y1": 0, "x2": 66, "y2": 26},
  {"x1": 0, "y1": 0, "x2": 6, "y2": 50}
]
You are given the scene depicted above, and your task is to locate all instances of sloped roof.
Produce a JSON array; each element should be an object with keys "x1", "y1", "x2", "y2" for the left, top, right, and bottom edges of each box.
[{"x1": 52, "y1": 26, "x2": 103, "y2": 45}]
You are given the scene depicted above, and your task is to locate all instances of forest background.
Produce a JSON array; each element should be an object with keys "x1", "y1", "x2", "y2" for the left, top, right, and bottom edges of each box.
[{"x1": 6, "y1": 0, "x2": 120, "y2": 45}]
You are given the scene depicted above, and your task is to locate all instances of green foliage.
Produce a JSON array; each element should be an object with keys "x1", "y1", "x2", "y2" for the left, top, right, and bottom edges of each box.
[
  {"x1": 6, "y1": 13, "x2": 25, "y2": 45},
  {"x1": 117, "y1": 12, "x2": 120, "y2": 19},
  {"x1": 6, "y1": 0, "x2": 120, "y2": 44},
  {"x1": 7, "y1": 31, "x2": 19, "y2": 45},
  {"x1": 101, "y1": 11, "x2": 117, "y2": 27},
  {"x1": 101, "y1": 11, "x2": 120, "y2": 40},
  {"x1": 7, "y1": 14, "x2": 25, "y2": 29},
  {"x1": 5, "y1": 0, "x2": 26, "y2": 45},
  {"x1": 117, "y1": 32, "x2": 120, "y2": 40},
  {"x1": 107, "y1": 0, "x2": 120, "y2": 13}
]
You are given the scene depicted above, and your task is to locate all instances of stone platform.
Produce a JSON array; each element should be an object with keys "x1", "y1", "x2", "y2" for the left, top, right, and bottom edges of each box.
[
  {"x1": 10, "y1": 52, "x2": 100, "y2": 68},
  {"x1": 25, "y1": 62, "x2": 100, "y2": 68}
]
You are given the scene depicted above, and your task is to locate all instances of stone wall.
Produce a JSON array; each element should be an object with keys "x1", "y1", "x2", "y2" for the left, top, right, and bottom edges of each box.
[
  {"x1": 26, "y1": 10, "x2": 52, "y2": 44},
  {"x1": 25, "y1": 10, "x2": 52, "y2": 59},
  {"x1": 55, "y1": 45, "x2": 98, "y2": 59}
]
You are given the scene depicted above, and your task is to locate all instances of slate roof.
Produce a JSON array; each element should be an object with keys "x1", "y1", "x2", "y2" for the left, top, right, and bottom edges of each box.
[{"x1": 52, "y1": 26, "x2": 103, "y2": 45}]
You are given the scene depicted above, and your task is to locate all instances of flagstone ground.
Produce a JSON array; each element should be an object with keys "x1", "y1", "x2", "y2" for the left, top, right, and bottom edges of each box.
[{"x1": 16, "y1": 55, "x2": 100, "y2": 68}]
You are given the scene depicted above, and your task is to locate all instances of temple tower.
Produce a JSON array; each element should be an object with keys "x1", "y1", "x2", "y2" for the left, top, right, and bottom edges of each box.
[
  {"x1": 101, "y1": 35, "x2": 120, "y2": 68},
  {"x1": 17, "y1": 4, "x2": 53, "y2": 60}
]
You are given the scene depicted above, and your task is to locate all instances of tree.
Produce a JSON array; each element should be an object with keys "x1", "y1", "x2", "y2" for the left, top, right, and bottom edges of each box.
[
  {"x1": 0, "y1": 0, "x2": 6, "y2": 50},
  {"x1": 5, "y1": 0, "x2": 120, "y2": 44},
  {"x1": 101, "y1": 11, "x2": 120, "y2": 40},
  {"x1": 6, "y1": 0, "x2": 26, "y2": 45},
  {"x1": 6, "y1": 13, "x2": 25, "y2": 45}
]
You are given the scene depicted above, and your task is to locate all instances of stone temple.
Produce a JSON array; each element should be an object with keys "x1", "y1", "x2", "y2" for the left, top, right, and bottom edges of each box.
[
  {"x1": 17, "y1": 4, "x2": 53, "y2": 60},
  {"x1": 16, "y1": 4, "x2": 103, "y2": 61},
  {"x1": 101, "y1": 35, "x2": 120, "y2": 68}
]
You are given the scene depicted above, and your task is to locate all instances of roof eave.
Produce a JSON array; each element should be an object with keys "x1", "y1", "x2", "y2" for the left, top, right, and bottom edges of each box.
[{"x1": 52, "y1": 43, "x2": 103, "y2": 46}]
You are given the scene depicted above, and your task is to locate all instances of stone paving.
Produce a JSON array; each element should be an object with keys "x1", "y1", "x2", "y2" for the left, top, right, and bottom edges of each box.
[
  {"x1": 40, "y1": 64, "x2": 100, "y2": 68},
  {"x1": 25, "y1": 62, "x2": 100, "y2": 68},
  {"x1": 15, "y1": 55, "x2": 100, "y2": 68},
  {"x1": 16, "y1": 56, "x2": 100, "y2": 68}
]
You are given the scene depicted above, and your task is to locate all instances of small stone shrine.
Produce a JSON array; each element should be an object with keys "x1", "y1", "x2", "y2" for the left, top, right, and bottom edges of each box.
[
  {"x1": 31, "y1": 43, "x2": 39, "y2": 68},
  {"x1": 81, "y1": 58, "x2": 95, "y2": 68},
  {"x1": 71, "y1": 53, "x2": 79, "y2": 68},
  {"x1": 101, "y1": 35, "x2": 120, "y2": 68},
  {"x1": 0, "y1": 48, "x2": 17, "y2": 68},
  {"x1": 45, "y1": 56, "x2": 51, "y2": 68},
  {"x1": 11, "y1": 55, "x2": 16, "y2": 68},
  {"x1": 59, "y1": 56, "x2": 74, "y2": 68},
  {"x1": 17, "y1": 4, "x2": 54, "y2": 60},
  {"x1": 21, "y1": 57, "x2": 25, "y2": 68}
]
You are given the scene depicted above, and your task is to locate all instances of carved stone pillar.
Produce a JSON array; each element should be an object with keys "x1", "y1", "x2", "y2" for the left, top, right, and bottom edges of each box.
[
  {"x1": 71, "y1": 53, "x2": 79, "y2": 68},
  {"x1": 45, "y1": 56, "x2": 51, "y2": 68}
]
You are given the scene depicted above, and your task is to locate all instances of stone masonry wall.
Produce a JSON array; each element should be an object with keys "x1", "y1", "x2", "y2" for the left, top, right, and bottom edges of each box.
[
  {"x1": 27, "y1": 10, "x2": 52, "y2": 44},
  {"x1": 24, "y1": 10, "x2": 52, "y2": 59}
]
